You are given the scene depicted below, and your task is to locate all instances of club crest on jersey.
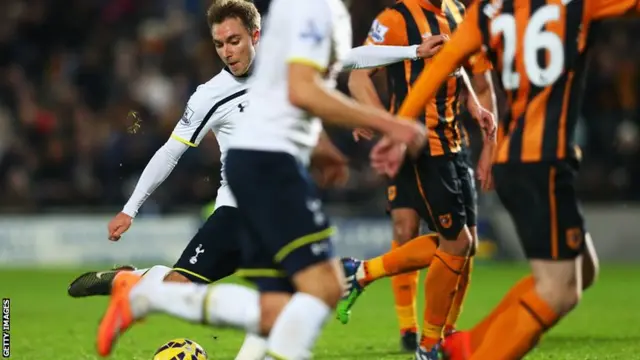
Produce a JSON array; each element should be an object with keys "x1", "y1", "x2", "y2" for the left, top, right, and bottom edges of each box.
[
  {"x1": 181, "y1": 106, "x2": 194, "y2": 125},
  {"x1": 369, "y1": 19, "x2": 389, "y2": 43}
]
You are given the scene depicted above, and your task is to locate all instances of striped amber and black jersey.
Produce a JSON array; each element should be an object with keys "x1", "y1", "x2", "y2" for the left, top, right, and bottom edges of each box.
[
  {"x1": 365, "y1": 0, "x2": 492, "y2": 156},
  {"x1": 397, "y1": 0, "x2": 640, "y2": 164}
]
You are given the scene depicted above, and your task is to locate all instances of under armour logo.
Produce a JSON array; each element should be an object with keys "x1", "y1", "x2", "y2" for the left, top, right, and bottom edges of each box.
[
  {"x1": 238, "y1": 101, "x2": 248, "y2": 112},
  {"x1": 189, "y1": 244, "x2": 205, "y2": 264}
]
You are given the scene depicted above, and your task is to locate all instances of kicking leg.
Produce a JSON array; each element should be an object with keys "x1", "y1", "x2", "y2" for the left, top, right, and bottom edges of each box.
[{"x1": 96, "y1": 273, "x2": 261, "y2": 356}]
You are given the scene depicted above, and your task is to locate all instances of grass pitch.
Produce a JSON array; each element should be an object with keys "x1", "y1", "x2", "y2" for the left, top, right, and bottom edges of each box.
[{"x1": 2, "y1": 263, "x2": 638, "y2": 359}]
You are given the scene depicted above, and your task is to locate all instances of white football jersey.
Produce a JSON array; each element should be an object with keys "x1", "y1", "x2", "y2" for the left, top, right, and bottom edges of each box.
[
  {"x1": 229, "y1": 0, "x2": 352, "y2": 165},
  {"x1": 172, "y1": 68, "x2": 249, "y2": 208}
]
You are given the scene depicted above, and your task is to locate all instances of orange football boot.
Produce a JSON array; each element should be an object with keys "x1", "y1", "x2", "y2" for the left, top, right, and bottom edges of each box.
[
  {"x1": 442, "y1": 331, "x2": 472, "y2": 360},
  {"x1": 96, "y1": 272, "x2": 142, "y2": 356}
]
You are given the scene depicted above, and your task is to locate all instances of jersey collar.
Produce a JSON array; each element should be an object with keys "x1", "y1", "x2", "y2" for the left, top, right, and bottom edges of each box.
[{"x1": 223, "y1": 64, "x2": 253, "y2": 78}]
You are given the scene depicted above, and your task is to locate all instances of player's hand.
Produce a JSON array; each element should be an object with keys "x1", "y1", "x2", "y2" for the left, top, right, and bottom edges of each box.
[
  {"x1": 353, "y1": 128, "x2": 375, "y2": 142},
  {"x1": 416, "y1": 34, "x2": 449, "y2": 59},
  {"x1": 385, "y1": 119, "x2": 427, "y2": 158},
  {"x1": 311, "y1": 143, "x2": 350, "y2": 188},
  {"x1": 108, "y1": 212, "x2": 133, "y2": 241},
  {"x1": 370, "y1": 136, "x2": 406, "y2": 177},
  {"x1": 468, "y1": 101, "x2": 497, "y2": 144},
  {"x1": 476, "y1": 140, "x2": 495, "y2": 192}
]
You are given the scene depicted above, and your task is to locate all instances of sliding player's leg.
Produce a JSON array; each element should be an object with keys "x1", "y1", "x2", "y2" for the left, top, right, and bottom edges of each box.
[
  {"x1": 444, "y1": 161, "x2": 591, "y2": 360},
  {"x1": 67, "y1": 205, "x2": 242, "y2": 297},
  {"x1": 96, "y1": 273, "x2": 262, "y2": 357},
  {"x1": 94, "y1": 204, "x2": 260, "y2": 357}
]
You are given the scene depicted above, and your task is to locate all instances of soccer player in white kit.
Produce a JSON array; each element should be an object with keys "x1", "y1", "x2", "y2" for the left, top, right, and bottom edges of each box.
[
  {"x1": 94, "y1": 0, "x2": 428, "y2": 358},
  {"x1": 67, "y1": 1, "x2": 257, "y2": 297}
]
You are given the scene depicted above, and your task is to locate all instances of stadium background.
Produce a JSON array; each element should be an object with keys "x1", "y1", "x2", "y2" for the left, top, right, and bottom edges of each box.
[
  {"x1": 1, "y1": 1, "x2": 640, "y2": 359},
  {"x1": 0, "y1": 0, "x2": 638, "y2": 264}
]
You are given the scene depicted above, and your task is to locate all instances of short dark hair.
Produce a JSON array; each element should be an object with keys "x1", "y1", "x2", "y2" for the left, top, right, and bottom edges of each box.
[{"x1": 206, "y1": 0, "x2": 261, "y2": 32}]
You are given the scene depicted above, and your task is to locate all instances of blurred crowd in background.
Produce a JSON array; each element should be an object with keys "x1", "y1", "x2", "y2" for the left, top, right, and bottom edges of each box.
[{"x1": 0, "y1": 0, "x2": 639, "y2": 214}]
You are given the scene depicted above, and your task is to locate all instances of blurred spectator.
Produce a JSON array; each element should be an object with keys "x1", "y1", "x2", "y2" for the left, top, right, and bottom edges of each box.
[{"x1": 0, "y1": 0, "x2": 638, "y2": 215}]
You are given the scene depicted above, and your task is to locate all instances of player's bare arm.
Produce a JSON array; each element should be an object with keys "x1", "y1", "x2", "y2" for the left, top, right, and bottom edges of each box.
[
  {"x1": 347, "y1": 35, "x2": 449, "y2": 142},
  {"x1": 348, "y1": 68, "x2": 384, "y2": 141},
  {"x1": 287, "y1": 62, "x2": 425, "y2": 149},
  {"x1": 467, "y1": 71, "x2": 498, "y2": 191}
]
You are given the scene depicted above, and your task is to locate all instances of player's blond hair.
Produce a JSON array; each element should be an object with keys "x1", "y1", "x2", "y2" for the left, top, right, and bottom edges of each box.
[{"x1": 206, "y1": 0, "x2": 261, "y2": 32}]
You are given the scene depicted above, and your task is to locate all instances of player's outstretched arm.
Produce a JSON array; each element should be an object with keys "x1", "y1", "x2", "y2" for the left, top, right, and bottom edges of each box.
[
  {"x1": 108, "y1": 138, "x2": 188, "y2": 241},
  {"x1": 288, "y1": 62, "x2": 424, "y2": 148},
  {"x1": 121, "y1": 138, "x2": 188, "y2": 218},
  {"x1": 342, "y1": 45, "x2": 419, "y2": 70}
]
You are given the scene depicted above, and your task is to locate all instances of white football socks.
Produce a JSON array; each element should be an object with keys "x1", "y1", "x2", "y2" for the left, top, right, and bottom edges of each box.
[
  {"x1": 265, "y1": 292, "x2": 330, "y2": 360},
  {"x1": 132, "y1": 268, "x2": 150, "y2": 277},
  {"x1": 137, "y1": 265, "x2": 171, "y2": 281},
  {"x1": 235, "y1": 333, "x2": 268, "y2": 360},
  {"x1": 129, "y1": 281, "x2": 260, "y2": 333}
]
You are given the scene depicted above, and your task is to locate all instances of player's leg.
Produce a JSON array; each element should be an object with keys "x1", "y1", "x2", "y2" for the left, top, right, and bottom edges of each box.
[
  {"x1": 95, "y1": 205, "x2": 261, "y2": 357},
  {"x1": 445, "y1": 162, "x2": 590, "y2": 359},
  {"x1": 338, "y1": 160, "x2": 438, "y2": 331},
  {"x1": 96, "y1": 272, "x2": 262, "y2": 357},
  {"x1": 389, "y1": 208, "x2": 422, "y2": 349},
  {"x1": 214, "y1": 149, "x2": 341, "y2": 359},
  {"x1": 384, "y1": 167, "x2": 423, "y2": 342},
  {"x1": 168, "y1": 205, "x2": 266, "y2": 359},
  {"x1": 445, "y1": 156, "x2": 479, "y2": 335},
  {"x1": 68, "y1": 206, "x2": 241, "y2": 296},
  {"x1": 229, "y1": 150, "x2": 343, "y2": 359},
  {"x1": 169, "y1": 206, "x2": 242, "y2": 284},
  {"x1": 414, "y1": 155, "x2": 472, "y2": 358},
  {"x1": 448, "y1": 234, "x2": 599, "y2": 356}
]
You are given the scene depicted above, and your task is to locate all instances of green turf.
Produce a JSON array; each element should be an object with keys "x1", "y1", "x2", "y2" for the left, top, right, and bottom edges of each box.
[{"x1": 2, "y1": 263, "x2": 639, "y2": 359}]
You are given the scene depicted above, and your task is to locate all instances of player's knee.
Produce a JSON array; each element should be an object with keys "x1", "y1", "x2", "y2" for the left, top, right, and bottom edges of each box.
[
  {"x1": 258, "y1": 293, "x2": 290, "y2": 335},
  {"x1": 439, "y1": 226, "x2": 472, "y2": 256},
  {"x1": 392, "y1": 216, "x2": 419, "y2": 244},
  {"x1": 292, "y1": 259, "x2": 345, "y2": 308},
  {"x1": 534, "y1": 272, "x2": 581, "y2": 316},
  {"x1": 163, "y1": 271, "x2": 192, "y2": 283}
]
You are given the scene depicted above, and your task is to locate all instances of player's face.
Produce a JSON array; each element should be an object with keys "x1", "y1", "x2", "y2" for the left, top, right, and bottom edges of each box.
[{"x1": 212, "y1": 17, "x2": 259, "y2": 76}]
